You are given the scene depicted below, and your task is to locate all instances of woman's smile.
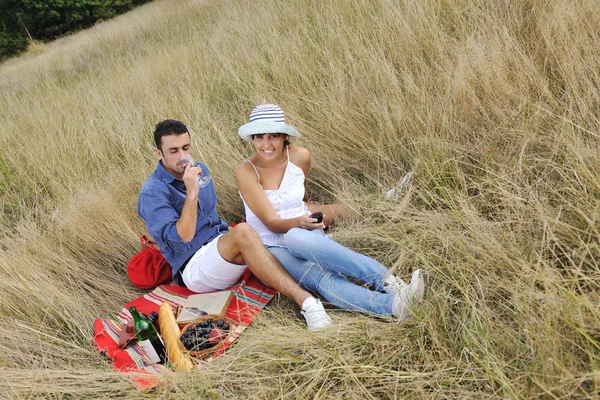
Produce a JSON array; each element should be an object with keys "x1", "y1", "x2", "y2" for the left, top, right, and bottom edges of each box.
[{"x1": 252, "y1": 133, "x2": 287, "y2": 160}]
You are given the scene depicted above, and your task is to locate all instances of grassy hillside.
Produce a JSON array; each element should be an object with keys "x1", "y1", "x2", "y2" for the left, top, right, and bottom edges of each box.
[{"x1": 1, "y1": 0, "x2": 599, "y2": 397}]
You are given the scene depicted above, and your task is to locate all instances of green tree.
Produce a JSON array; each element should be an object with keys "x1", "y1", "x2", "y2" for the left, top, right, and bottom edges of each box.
[{"x1": 0, "y1": 0, "x2": 151, "y2": 60}]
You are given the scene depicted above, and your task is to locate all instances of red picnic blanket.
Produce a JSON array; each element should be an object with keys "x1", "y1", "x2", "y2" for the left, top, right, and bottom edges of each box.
[{"x1": 93, "y1": 269, "x2": 277, "y2": 389}]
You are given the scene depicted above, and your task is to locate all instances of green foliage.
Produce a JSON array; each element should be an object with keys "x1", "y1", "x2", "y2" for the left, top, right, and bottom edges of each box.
[
  {"x1": 0, "y1": 29, "x2": 28, "y2": 60},
  {"x1": 0, "y1": 0, "x2": 151, "y2": 60}
]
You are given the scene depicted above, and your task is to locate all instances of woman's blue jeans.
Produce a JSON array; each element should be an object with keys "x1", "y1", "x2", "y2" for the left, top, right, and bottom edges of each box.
[{"x1": 267, "y1": 228, "x2": 395, "y2": 316}]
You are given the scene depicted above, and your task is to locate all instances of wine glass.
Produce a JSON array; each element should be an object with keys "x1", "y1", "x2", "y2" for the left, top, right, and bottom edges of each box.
[{"x1": 180, "y1": 154, "x2": 211, "y2": 188}]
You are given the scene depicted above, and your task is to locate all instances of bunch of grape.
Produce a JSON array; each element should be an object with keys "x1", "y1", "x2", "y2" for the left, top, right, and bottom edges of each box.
[{"x1": 180, "y1": 318, "x2": 230, "y2": 352}]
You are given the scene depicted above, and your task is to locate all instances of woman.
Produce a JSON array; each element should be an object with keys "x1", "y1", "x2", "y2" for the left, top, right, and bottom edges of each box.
[{"x1": 235, "y1": 104, "x2": 426, "y2": 320}]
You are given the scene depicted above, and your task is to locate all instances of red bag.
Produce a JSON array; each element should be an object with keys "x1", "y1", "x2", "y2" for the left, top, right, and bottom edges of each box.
[{"x1": 127, "y1": 236, "x2": 173, "y2": 290}]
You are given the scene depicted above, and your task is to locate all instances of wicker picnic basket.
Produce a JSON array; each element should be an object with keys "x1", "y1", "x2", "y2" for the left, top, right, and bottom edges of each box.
[{"x1": 179, "y1": 314, "x2": 235, "y2": 359}]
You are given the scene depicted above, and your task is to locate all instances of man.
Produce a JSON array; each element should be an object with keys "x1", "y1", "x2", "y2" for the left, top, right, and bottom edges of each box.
[{"x1": 137, "y1": 119, "x2": 331, "y2": 330}]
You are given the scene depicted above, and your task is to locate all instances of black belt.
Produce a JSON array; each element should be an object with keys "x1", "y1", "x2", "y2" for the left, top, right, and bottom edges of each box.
[
  {"x1": 173, "y1": 269, "x2": 186, "y2": 287},
  {"x1": 173, "y1": 253, "x2": 194, "y2": 288},
  {"x1": 173, "y1": 238, "x2": 213, "y2": 287}
]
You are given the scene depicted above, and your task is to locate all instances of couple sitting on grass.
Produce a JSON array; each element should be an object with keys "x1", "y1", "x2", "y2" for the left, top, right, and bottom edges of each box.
[{"x1": 137, "y1": 104, "x2": 427, "y2": 331}]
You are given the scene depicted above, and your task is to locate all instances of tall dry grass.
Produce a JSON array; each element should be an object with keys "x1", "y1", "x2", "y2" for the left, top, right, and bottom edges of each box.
[{"x1": 0, "y1": 0, "x2": 599, "y2": 397}]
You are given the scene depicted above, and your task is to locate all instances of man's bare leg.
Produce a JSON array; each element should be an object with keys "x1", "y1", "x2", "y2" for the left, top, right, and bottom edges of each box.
[{"x1": 216, "y1": 223, "x2": 311, "y2": 308}]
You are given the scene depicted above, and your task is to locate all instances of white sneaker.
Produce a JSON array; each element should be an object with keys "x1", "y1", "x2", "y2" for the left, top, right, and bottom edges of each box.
[
  {"x1": 383, "y1": 275, "x2": 408, "y2": 295},
  {"x1": 392, "y1": 269, "x2": 427, "y2": 319},
  {"x1": 384, "y1": 171, "x2": 413, "y2": 201},
  {"x1": 411, "y1": 269, "x2": 427, "y2": 303},
  {"x1": 301, "y1": 297, "x2": 332, "y2": 331}
]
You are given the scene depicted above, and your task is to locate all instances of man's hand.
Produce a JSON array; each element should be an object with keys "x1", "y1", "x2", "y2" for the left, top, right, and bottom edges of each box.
[
  {"x1": 182, "y1": 162, "x2": 201, "y2": 196},
  {"x1": 176, "y1": 162, "x2": 201, "y2": 242}
]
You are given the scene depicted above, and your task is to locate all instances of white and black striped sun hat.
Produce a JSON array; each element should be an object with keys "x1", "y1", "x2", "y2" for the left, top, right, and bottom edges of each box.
[{"x1": 238, "y1": 104, "x2": 300, "y2": 141}]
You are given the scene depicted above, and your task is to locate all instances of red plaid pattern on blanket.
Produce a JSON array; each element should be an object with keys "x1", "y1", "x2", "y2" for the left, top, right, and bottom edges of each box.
[{"x1": 93, "y1": 269, "x2": 277, "y2": 389}]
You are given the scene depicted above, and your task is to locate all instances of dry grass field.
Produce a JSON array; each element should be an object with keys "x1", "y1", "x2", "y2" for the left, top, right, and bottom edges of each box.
[{"x1": 0, "y1": 0, "x2": 599, "y2": 398}]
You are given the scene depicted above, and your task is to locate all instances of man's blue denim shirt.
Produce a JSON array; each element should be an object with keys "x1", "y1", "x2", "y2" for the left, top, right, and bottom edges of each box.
[{"x1": 137, "y1": 161, "x2": 229, "y2": 276}]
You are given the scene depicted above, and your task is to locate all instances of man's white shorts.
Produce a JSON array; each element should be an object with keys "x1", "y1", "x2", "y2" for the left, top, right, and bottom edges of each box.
[{"x1": 181, "y1": 235, "x2": 247, "y2": 293}]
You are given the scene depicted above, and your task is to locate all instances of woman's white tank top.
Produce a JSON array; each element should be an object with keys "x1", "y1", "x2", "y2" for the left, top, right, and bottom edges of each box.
[{"x1": 240, "y1": 148, "x2": 308, "y2": 247}]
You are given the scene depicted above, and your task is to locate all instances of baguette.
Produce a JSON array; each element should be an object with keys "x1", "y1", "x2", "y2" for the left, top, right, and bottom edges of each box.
[{"x1": 158, "y1": 302, "x2": 195, "y2": 371}]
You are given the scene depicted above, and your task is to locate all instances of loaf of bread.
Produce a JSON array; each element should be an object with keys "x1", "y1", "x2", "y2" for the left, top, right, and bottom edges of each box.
[{"x1": 158, "y1": 302, "x2": 195, "y2": 371}]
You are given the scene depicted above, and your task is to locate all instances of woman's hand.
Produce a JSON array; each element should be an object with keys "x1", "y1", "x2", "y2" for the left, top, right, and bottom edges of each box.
[{"x1": 298, "y1": 214, "x2": 326, "y2": 230}]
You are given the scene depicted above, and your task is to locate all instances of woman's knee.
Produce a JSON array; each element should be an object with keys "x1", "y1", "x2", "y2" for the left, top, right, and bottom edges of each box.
[
  {"x1": 285, "y1": 227, "x2": 304, "y2": 238},
  {"x1": 284, "y1": 227, "x2": 313, "y2": 247}
]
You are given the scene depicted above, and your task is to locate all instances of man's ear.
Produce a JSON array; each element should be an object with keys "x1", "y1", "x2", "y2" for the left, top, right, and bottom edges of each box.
[{"x1": 155, "y1": 147, "x2": 162, "y2": 158}]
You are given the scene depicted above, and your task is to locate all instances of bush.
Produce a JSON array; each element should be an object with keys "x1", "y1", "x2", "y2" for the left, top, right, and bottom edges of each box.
[
  {"x1": 0, "y1": 0, "x2": 151, "y2": 60},
  {"x1": 0, "y1": 29, "x2": 28, "y2": 60}
]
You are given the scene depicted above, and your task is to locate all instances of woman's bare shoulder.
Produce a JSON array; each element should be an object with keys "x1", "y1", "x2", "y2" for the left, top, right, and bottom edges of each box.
[
  {"x1": 289, "y1": 146, "x2": 311, "y2": 164},
  {"x1": 235, "y1": 159, "x2": 257, "y2": 178}
]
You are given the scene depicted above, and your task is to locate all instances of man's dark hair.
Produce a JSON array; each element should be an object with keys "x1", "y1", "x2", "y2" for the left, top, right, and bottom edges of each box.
[{"x1": 153, "y1": 119, "x2": 189, "y2": 150}]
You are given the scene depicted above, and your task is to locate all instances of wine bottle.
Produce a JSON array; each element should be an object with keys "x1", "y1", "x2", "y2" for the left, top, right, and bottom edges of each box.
[
  {"x1": 148, "y1": 311, "x2": 160, "y2": 333},
  {"x1": 129, "y1": 306, "x2": 167, "y2": 364},
  {"x1": 139, "y1": 311, "x2": 160, "y2": 333}
]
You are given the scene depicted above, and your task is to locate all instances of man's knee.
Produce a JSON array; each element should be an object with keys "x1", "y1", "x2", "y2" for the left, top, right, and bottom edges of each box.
[{"x1": 230, "y1": 222, "x2": 260, "y2": 243}]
